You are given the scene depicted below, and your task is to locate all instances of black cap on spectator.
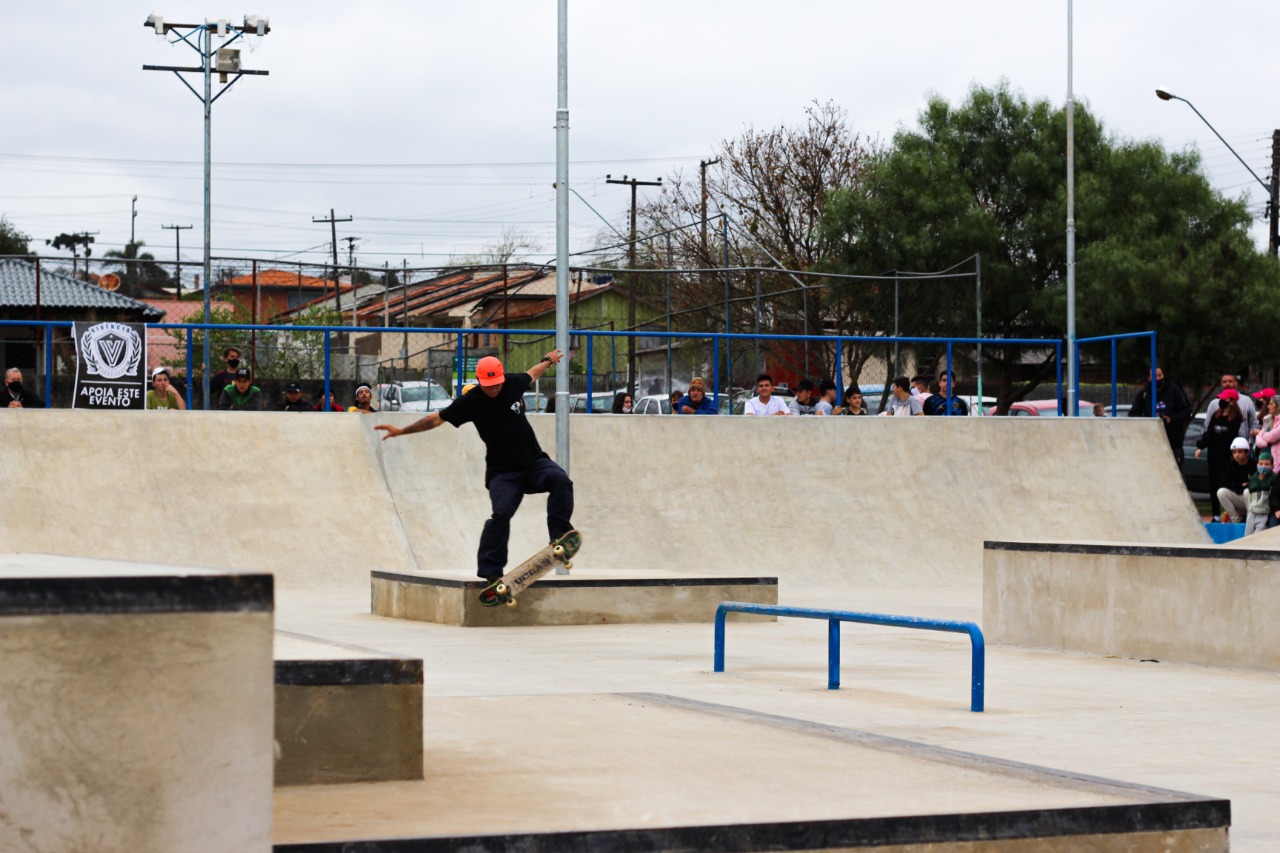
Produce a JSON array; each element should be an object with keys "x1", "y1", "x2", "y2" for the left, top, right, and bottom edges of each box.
[
  {"x1": 286, "y1": 382, "x2": 302, "y2": 393},
  {"x1": 235, "y1": 367, "x2": 252, "y2": 379}
]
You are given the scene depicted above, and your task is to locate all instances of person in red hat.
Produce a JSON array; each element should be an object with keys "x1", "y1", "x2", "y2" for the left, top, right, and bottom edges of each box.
[
  {"x1": 1195, "y1": 388, "x2": 1245, "y2": 519},
  {"x1": 375, "y1": 350, "x2": 572, "y2": 586}
]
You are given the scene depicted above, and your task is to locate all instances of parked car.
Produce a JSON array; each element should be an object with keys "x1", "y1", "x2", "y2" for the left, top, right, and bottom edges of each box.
[
  {"x1": 568, "y1": 392, "x2": 614, "y2": 414},
  {"x1": 986, "y1": 399, "x2": 1097, "y2": 417},
  {"x1": 633, "y1": 394, "x2": 671, "y2": 415},
  {"x1": 1181, "y1": 414, "x2": 1210, "y2": 494},
  {"x1": 523, "y1": 391, "x2": 550, "y2": 413},
  {"x1": 378, "y1": 380, "x2": 452, "y2": 413}
]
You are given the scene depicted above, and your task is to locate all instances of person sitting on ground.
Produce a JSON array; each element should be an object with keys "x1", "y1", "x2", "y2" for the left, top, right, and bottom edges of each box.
[
  {"x1": 668, "y1": 390, "x2": 682, "y2": 414},
  {"x1": 1216, "y1": 437, "x2": 1255, "y2": 524},
  {"x1": 884, "y1": 375, "x2": 925, "y2": 416},
  {"x1": 744, "y1": 373, "x2": 792, "y2": 416},
  {"x1": 1244, "y1": 451, "x2": 1277, "y2": 535},
  {"x1": 146, "y1": 367, "x2": 186, "y2": 410},
  {"x1": 611, "y1": 391, "x2": 633, "y2": 414},
  {"x1": 839, "y1": 385, "x2": 868, "y2": 415},
  {"x1": 1196, "y1": 389, "x2": 1246, "y2": 520},
  {"x1": 5, "y1": 367, "x2": 43, "y2": 409},
  {"x1": 813, "y1": 379, "x2": 839, "y2": 415},
  {"x1": 677, "y1": 377, "x2": 718, "y2": 415},
  {"x1": 279, "y1": 382, "x2": 310, "y2": 412},
  {"x1": 313, "y1": 390, "x2": 344, "y2": 412},
  {"x1": 788, "y1": 379, "x2": 819, "y2": 415},
  {"x1": 217, "y1": 367, "x2": 262, "y2": 411},
  {"x1": 923, "y1": 371, "x2": 970, "y2": 416},
  {"x1": 348, "y1": 384, "x2": 377, "y2": 414}
]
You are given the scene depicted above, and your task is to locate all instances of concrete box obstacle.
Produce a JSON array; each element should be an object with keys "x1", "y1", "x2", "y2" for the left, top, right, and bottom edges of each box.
[
  {"x1": 274, "y1": 635, "x2": 424, "y2": 786},
  {"x1": 370, "y1": 569, "x2": 778, "y2": 627},
  {"x1": 0, "y1": 554, "x2": 274, "y2": 852},
  {"x1": 984, "y1": 540, "x2": 1280, "y2": 670}
]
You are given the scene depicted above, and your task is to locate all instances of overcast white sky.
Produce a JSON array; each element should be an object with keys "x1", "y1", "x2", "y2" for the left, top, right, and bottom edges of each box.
[{"x1": 1, "y1": 1, "x2": 1275, "y2": 274}]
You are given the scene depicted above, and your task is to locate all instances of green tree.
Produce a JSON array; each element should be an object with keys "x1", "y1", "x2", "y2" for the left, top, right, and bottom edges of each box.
[
  {"x1": 105, "y1": 240, "x2": 172, "y2": 297},
  {"x1": 0, "y1": 216, "x2": 32, "y2": 255},
  {"x1": 821, "y1": 81, "x2": 1280, "y2": 410}
]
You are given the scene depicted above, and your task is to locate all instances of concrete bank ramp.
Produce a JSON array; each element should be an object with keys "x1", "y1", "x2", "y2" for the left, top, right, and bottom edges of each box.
[
  {"x1": 0, "y1": 410, "x2": 414, "y2": 590},
  {"x1": 375, "y1": 413, "x2": 1208, "y2": 587}
]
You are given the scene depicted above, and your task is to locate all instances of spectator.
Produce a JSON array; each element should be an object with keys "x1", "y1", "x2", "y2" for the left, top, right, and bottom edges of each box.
[
  {"x1": 348, "y1": 384, "x2": 377, "y2": 414},
  {"x1": 4, "y1": 367, "x2": 43, "y2": 409},
  {"x1": 279, "y1": 382, "x2": 310, "y2": 412},
  {"x1": 910, "y1": 376, "x2": 931, "y2": 402},
  {"x1": 314, "y1": 390, "x2": 344, "y2": 412},
  {"x1": 839, "y1": 386, "x2": 869, "y2": 416},
  {"x1": 1216, "y1": 437, "x2": 1255, "y2": 523},
  {"x1": 1251, "y1": 388, "x2": 1276, "y2": 441},
  {"x1": 146, "y1": 367, "x2": 186, "y2": 411},
  {"x1": 923, "y1": 371, "x2": 970, "y2": 416},
  {"x1": 611, "y1": 392, "x2": 633, "y2": 414},
  {"x1": 1196, "y1": 389, "x2": 1246, "y2": 519},
  {"x1": 813, "y1": 379, "x2": 839, "y2": 416},
  {"x1": 1127, "y1": 368, "x2": 1191, "y2": 463},
  {"x1": 209, "y1": 347, "x2": 243, "y2": 395},
  {"x1": 668, "y1": 390, "x2": 682, "y2": 414},
  {"x1": 744, "y1": 373, "x2": 792, "y2": 416},
  {"x1": 1205, "y1": 373, "x2": 1258, "y2": 440},
  {"x1": 217, "y1": 367, "x2": 262, "y2": 411},
  {"x1": 1244, "y1": 451, "x2": 1277, "y2": 535},
  {"x1": 788, "y1": 379, "x2": 819, "y2": 415},
  {"x1": 1093, "y1": 402, "x2": 1107, "y2": 418},
  {"x1": 1252, "y1": 395, "x2": 1280, "y2": 453},
  {"x1": 677, "y1": 377, "x2": 718, "y2": 415},
  {"x1": 884, "y1": 376, "x2": 924, "y2": 416}
]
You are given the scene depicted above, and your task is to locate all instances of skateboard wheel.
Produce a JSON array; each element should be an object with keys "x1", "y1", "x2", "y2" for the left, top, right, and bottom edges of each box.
[
  {"x1": 553, "y1": 545, "x2": 565, "y2": 558},
  {"x1": 563, "y1": 561, "x2": 572, "y2": 571},
  {"x1": 504, "y1": 598, "x2": 518, "y2": 608},
  {"x1": 494, "y1": 583, "x2": 508, "y2": 594}
]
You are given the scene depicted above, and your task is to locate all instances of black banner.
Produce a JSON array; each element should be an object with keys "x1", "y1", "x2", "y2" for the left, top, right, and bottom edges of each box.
[{"x1": 72, "y1": 321, "x2": 148, "y2": 410}]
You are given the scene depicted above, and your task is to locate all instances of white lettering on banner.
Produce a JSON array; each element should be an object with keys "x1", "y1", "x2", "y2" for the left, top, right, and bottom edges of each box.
[{"x1": 79, "y1": 386, "x2": 143, "y2": 406}]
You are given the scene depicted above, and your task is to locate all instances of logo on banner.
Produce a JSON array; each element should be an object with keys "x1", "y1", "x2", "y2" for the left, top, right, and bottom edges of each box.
[
  {"x1": 80, "y1": 323, "x2": 143, "y2": 379},
  {"x1": 72, "y1": 321, "x2": 148, "y2": 410}
]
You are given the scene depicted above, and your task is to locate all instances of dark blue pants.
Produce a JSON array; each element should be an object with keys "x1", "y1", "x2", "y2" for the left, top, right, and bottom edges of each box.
[{"x1": 477, "y1": 457, "x2": 574, "y2": 579}]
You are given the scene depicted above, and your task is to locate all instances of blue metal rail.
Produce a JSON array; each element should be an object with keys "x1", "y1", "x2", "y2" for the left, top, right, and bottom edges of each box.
[
  {"x1": 1074, "y1": 331, "x2": 1158, "y2": 417},
  {"x1": 713, "y1": 602, "x2": 985, "y2": 712}
]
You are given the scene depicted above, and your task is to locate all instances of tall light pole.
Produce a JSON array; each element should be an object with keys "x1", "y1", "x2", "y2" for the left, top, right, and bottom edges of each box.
[
  {"x1": 1155, "y1": 89, "x2": 1278, "y2": 257},
  {"x1": 1065, "y1": 0, "x2": 1077, "y2": 416},
  {"x1": 554, "y1": 0, "x2": 570, "y2": 471},
  {"x1": 143, "y1": 13, "x2": 271, "y2": 408}
]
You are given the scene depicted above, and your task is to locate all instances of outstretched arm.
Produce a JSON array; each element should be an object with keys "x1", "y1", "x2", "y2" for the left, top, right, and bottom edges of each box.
[
  {"x1": 528, "y1": 349, "x2": 565, "y2": 382},
  {"x1": 375, "y1": 412, "x2": 443, "y2": 441}
]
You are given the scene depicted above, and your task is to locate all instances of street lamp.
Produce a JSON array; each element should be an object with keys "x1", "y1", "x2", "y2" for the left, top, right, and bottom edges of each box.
[
  {"x1": 1155, "y1": 89, "x2": 1278, "y2": 257},
  {"x1": 143, "y1": 14, "x2": 272, "y2": 407}
]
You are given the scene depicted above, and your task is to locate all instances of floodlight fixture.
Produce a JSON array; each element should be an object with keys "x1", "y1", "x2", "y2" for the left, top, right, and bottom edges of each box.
[
  {"x1": 145, "y1": 12, "x2": 167, "y2": 34},
  {"x1": 244, "y1": 14, "x2": 269, "y2": 35}
]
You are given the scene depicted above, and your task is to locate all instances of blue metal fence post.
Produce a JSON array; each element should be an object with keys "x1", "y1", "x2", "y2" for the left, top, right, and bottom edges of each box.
[
  {"x1": 1073, "y1": 341, "x2": 1081, "y2": 418},
  {"x1": 969, "y1": 625, "x2": 985, "y2": 712},
  {"x1": 586, "y1": 333, "x2": 594, "y2": 409},
  {"x1": 185, "y1": 327, "x2": 195, "y2": 409},
  {"x1": 835, "y1": 339, "x2": 843, "y2": 401},
  {"x1": 827, "y1": 618, "x2": 841, "y2": 690},
  {"x1": 713, "y1": 605, "x2": 727, "y2": 672},
  {"x1": 1055, "y1": 341, "x2": 1063, "y2": 415},
  {"x1": 1110, "y1": 339, "x2": 1117, "y2": 416},
  {"x1": 1150, "y1": 333, "x2": 1158, "y2": 419},
  {"x1": 43, "y1": 324, "x2": 52, "y2": 408},
  {"x1": 945, "y1": 341, "x2": 953, "y2": 416},
  {"x1": 323, "y1": 331, "x2": 331, "y2": 408},
  {"x1": 713, "y1": 335, "x2": 721, "y2": 406},
  {"x1": 455, "y1": 332, "x2": 465, "y2": 395}
]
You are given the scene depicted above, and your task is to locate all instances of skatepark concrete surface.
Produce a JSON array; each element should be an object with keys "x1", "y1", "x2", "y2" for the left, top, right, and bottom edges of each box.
[{"x1": 2, "y1": 411, "x2": 1277, "y2": 849}]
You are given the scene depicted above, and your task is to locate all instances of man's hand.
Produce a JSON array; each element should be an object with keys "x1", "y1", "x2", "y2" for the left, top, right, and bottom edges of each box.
[
  {"x1": 1195, "y1": 449, "x2": 1202, "y2": 459},
  {"x1": 8, "y1": 400, "x2": 22, "y2": 408},
  {"x1": 374, "y1": 424, "x2": 404, "y2": 441},
  {"x1": 543, "y1": 349, "x2": 565, "y2": 364},
  {"x1": 680, "y1": 405, "x2": 694, "y2": 414}
]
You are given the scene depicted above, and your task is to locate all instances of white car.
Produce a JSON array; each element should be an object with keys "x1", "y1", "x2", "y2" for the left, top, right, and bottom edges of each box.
[
  {"x1": 633, "y1": 394, "x2": 672, "y2": 415},
  {"x1": 379, "y1": 381, "x2": 452, "y2": 413}
]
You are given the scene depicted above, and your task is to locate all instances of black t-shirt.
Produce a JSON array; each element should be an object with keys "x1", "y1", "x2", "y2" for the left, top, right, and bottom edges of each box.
[{"x1": 439, "y1": 373, "x2": 546, "y2": 477}]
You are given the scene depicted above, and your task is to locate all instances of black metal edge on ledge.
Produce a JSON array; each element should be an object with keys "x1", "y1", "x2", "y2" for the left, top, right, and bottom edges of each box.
[
  {"x1": 370, "y1": 571, "x2": 778, "y2": 589},
  {"x1": 0, "y1": 574, "x2": 273, "y2": 616},
  {"x1": 275, "y1": 658, "x2": 424, "y2": 687},
  {"x1": 984, "y1": 540, "x2": 1280, "y2": 561},
  {"x1": 272, "y1": 799, "x2": 1230, "y2": 853}
]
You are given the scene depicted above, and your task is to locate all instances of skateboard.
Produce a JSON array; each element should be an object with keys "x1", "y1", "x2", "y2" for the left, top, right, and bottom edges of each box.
[{"x1": 479, "y1": 529, "x2": 583, "y2": 608}]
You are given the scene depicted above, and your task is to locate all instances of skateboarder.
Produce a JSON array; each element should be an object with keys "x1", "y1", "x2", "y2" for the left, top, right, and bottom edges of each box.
[{"x1": 374, "y1": 350, "x2": 574, "y2": 586}]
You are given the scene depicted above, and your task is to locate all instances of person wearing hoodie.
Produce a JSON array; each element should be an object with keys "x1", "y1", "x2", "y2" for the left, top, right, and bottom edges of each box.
[
  {"x1": 1244, "y1": 451, "x2": 1277, "y2": 535},
  {"x1": 1252, "y1": 395, "x2": 1280, "y2": 454},
  {"x1": 1127, "y1": 368, "x2": 1192, "y2": 463},
  {"x1": 1216, "y1": 437, "x2": 1255, "y2": 523},
  {"x1": 1195, "y1": 389, "x2": 1246, "y2": 519}
]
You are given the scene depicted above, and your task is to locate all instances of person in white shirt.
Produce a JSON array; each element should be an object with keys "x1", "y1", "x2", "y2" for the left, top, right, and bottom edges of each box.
[
  {"x1": 885, "y1": 375, "x2": 924, "y2": 416},
  {"x1": 744, "y1": 373, "x2": 793, "y2": 416}
]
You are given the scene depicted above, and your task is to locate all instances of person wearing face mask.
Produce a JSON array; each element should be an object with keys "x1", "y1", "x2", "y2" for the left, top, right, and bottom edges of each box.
[
  {"x1": 1127, "y1": 367, "x2": 1191, "y2": 463},
  {"x1": 4, "y1": 367, "x2": 43, "y2": 409},
  {"x1": 209, "y1": 347, "x2": 243, "y2": 399},
  {"x1": 611, "y1": 392, "x2": 633, "y2": 414},
  {"x1": 1243, "y1": 451, "x2": 1278, "y2": 535}
]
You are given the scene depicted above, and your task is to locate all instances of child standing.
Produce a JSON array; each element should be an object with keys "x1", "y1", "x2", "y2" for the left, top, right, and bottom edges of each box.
[{"x1": 1244, "y1": 451, "x2": 1277, "y2": 535}]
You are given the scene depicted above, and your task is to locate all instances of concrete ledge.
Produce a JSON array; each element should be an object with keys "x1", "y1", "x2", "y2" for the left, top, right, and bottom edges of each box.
[
  {"x1": 984, "y1": 540, "x2": 1280, "y2": 669},
  {"x1": 370, "y1": 569, "x2": 778, "y2": 627},
  {"x1": 274, "y1": 636, "x2": 424, "y2": 787}
]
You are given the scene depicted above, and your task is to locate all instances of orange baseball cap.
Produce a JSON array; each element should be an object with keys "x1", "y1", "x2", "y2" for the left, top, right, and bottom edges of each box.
[{"x1": 475, "y1": 356, "x2": 505, "y2": 386}]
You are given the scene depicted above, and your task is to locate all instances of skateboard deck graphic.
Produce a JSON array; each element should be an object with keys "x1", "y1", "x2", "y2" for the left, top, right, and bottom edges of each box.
[{"x1": 480, "y1": 530, "x2": 583, "y2": 608}]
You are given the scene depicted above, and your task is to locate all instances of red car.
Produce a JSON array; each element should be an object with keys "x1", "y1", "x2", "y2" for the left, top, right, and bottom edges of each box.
[{"x1": 986, "y1": 399, "x2": 1098, "y2": 417}]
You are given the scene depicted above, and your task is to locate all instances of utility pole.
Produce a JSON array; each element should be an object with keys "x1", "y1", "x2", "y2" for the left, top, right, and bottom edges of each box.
[
  {"x1": 699, "y1": 157, "x2": 721, "y2": 260},
  {"x1": 1270, "y1": 129, "x2": 1279, "y2": 258},
  {"x1": 343, "y1": 235, "x2": 359, "y2": 327},
  {"x1": 313, "y1": 209, "x2": 352, "y2": 314},
  {"x1": 162, "y1": 223, "x2": 192, "y2": 299},
  {"x1": 605, "y1": 174, "x2": 662, "y2": 396},
  {"x1": 130, "y1": 195, "x2": 138, "y2": 248}
]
